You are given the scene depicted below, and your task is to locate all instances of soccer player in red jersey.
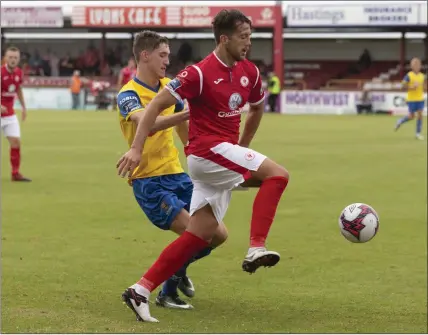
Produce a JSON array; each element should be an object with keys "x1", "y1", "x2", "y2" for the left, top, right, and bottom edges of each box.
[
  {"x1": 117, "y1": 10, "x2": 289, "y2": 322},
  {"x1": 1, "y1": 46, "x2": 31, "y2": 182},
  {"x1": 117, "y1": 57, "x2": 137, "y2": 88}
]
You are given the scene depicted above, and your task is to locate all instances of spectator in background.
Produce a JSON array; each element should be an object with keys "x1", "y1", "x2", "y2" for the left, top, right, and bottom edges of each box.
[
  {"x1": 177, "y1": 41, "x2": 193, "y2": 66},
  {"x1": 48, "y1": 51, "x2": 60, "y2": 77},
  {"x1": 60, "y1": 55, "x2": 75, "y2": 76},
  {"x1": 28, "y1": 50, "x2": 45, "y2": 76},
  {"x1": 83, "y1": 44, "x2": 99, "y2": 76},
  {"x1": 356, "y1": 89, "x2": 373, "y2": 114},
  {"x1": 267, "y1": 72, "x2": 281, "y2": 112},
  {"x1": 358, "y1": 48, "x2": 372, "y2": 70},
  {"x1": 70, "y1": 70, "x2": 82, "y2": 110}
]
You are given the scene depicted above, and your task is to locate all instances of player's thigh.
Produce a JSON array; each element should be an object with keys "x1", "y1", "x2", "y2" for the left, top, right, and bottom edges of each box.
[
  {"x1": 169, "y1": 209, "x2": 190, "y2": 235},
  {"x1": 407, "y1": 102, "x2": 418, "y2": 118},
  {"x1": 169, "y1": 173, "x2": 195, "y2": 235},
  {"x1": 1, "y1": 116, "x2": 21, "y2": 143},
  {"x1": 206, "y1": 142, "x2": 288, "y2": 182},
  {"x1": 251, "y1": 158, "x2": 289, "y2": 181},
  {"x1": 189, "y1": 179, "x2": 232, "y2": 225},
  {"x1": 175, "y1": 173, "x2": 194, "y2": 213},
  {"x1": 187, "y1": 203, "x2": 220, "y2": 243},
  {"x1": 188, "y1": 143, "x2": 266, "y2": 189},
  {"x1": 416, "y1": 101, "x2": 425, "y2": 117},
  {"x1": 211, "y1": 222, "x2": 228, "y2": 247},
  {"x1": 132, "y1": 176, "x2": 187, "y2": 231}
]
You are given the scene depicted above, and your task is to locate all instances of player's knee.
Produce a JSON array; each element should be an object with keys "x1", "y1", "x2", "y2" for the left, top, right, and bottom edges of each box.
[
  {"x1": 265, "y1": 163, "x2": 289, "y2": 181},
  {"x1": 7, "y1": 137, "x2": 20, "y2": 148},
  {"x1": 211, "y1": 224, "x2": 228, "y2": 247},
  {"x1": 187, "y1": 205, "x2": 219, "y2": 242},
  {"x1": 254, "y1": 159, "x2": 289, "y2": 181},
  {"x1": 408, "y1": 113, "x2": 415, "y2": 120}
]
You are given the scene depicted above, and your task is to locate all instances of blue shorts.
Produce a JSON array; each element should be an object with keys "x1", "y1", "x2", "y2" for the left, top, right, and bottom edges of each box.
[
  {"x1": 132, "y1": 173, "x2": 193, "y2": 230},
  {"x1": 407, "y1": 101, "x2": 425, "y2": 113}
]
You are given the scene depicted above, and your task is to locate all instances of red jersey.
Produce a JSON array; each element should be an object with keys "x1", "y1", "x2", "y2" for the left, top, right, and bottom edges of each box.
[
  {"x1": 166, "y1": 52, "x2": 265, "y2": 157},
  {"x1": 120, "y1": 67, "x2": 136, "y2": 85},
  {"x1": 1, "y1": 64, "x2": 23, "y2": 117}
]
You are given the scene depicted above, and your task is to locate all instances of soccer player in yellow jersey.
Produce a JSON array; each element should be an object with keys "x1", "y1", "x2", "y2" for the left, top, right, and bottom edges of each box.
[
  {"x1": 117, "y1": 31, "x2": 228, "y2": 313},
  {"x1": 395, "y1": 57, "x2": 426, "y2": 140}
]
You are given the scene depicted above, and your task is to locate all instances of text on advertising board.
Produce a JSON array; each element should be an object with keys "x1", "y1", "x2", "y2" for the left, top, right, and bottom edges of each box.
[
  {"x1": 71, "y1": 6, "x2": 277, "y2": 27},
  {"x1": 287, "y1": 3, "x2": 424, "y2": 26},
  {"x1": 1, "y1": 7, "x2": 64, "y2": 28}
]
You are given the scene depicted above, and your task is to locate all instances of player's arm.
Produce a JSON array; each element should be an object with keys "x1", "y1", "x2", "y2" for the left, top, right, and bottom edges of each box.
[
  {"x1": 16, "y1": 86, "x2": 27, "y2": 121},
  {"x1": 173, "y1": 99, "x2": 189, "y2": 145},
  {"x1": 129, "y1": 110, "x2": 189, "y2": 133},
  {"x1": 175, "y1": 120, "x2": 189, "y2": 146},
  {"x1": 239, "y1": 68, "x2": 266, "y2": 148},
  {"x1": 117, "y1": 67, "x2": 201, "y2": 177},
  {"x1": 118, "y1": 90, "x2": 188, "y2": 133}
]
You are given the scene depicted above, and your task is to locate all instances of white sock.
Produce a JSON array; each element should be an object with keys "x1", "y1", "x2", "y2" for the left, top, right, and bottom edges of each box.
[{"x1": 131, "y1": 283, "x2": 150, "y2": 298}]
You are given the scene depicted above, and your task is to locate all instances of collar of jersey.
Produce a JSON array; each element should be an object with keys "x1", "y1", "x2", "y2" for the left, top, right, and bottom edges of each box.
[
  {"x1": 133, "y1": 77, "x2": 160, "y2": 93},
  {"x1": 213, "y1": 52, "x2": 236, "y2": 68}
]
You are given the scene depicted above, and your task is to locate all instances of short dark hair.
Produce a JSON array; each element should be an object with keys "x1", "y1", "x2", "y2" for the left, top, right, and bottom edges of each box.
[
  {"x1": 212, "y1": 9, "x2": 252, "y2": 44},
  {"x1": 133, "y1": 30, "x2": 169, "y2": 62}
]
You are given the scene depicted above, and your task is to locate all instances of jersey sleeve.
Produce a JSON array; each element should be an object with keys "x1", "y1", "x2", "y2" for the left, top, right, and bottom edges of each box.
[
  {"x1": 174, "y1": 100, "x2": 185, "y2": 113},
  {"x1": 248, "y1": 66, "x2": 266, "y2": 106},
  {"x1": 165, "y1": 66, "x2": 202, "y2": 102},
  {"x1": 117, "y1": 90, "x2": 144, "y2": 121},
  {"x1": 402, "y1": 73, "x2": 410, "y2": 83}
]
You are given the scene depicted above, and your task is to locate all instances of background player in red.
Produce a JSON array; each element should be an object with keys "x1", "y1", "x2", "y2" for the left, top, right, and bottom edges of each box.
[
  {"x1": 1, "y1": 46, "x2": 31, "y2": 182},
  {"x1": 117, "y1": 57, "x2": 136, "y2": 88},
  {"x1": 117, "y1": 10, "x2": 289, "y2": 322}
]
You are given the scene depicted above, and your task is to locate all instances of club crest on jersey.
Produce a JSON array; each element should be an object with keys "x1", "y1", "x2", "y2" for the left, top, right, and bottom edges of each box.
[
  {"x1": 240, "y1": 76, "x2": 249, "y2": 87},
  {"x1": 245, "y1": 151, "x2": 255, "y2": 161},
  {"x1": 178, "y1": 71, "x2": 188, "y2": 78},
  {"x1": 228, "y1": 93, "x2": 242, "y2": 111},
  {"x1": 15, "y1": 76, "x2": 20, "y2": 82}
]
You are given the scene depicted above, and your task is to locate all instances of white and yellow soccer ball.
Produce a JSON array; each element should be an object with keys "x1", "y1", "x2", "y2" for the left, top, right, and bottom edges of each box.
[{"x1": 338, "y1": 203, "x2": 379, "y2": 243}]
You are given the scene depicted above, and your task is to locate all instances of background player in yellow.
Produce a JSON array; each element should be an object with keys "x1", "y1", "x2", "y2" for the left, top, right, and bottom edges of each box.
[
  {"x1": 395, "y1": 57, "x2": 426, "y2": 140},
  {"x1": 117, "y1": 31, "x2": 228, "y2": 312}
]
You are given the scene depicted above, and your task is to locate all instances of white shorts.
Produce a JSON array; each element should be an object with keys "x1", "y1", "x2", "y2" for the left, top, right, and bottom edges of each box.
[
  {"x1": 187, "y1": 142, "x2": 267, "y2": 223},
  {"x1": 1, "y1": 115, "x2": 21, "y2": 138}
]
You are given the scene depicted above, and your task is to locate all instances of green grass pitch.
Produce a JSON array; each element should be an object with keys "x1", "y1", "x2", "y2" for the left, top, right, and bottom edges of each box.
[{"x1": 1, "y1": 111, "x2": 427, "y2": 333}]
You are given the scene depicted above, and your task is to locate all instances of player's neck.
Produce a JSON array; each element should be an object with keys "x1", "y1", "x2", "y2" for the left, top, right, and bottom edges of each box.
[
  {"x1": 136, "y1": 67, "x2": 159, "y2": 88},
  {"x1": 214, "y1": 47, "x2": 236, "y2": 67},
  {"x1": 5, "y1": 64, "x2": 14, "y2": 73}
]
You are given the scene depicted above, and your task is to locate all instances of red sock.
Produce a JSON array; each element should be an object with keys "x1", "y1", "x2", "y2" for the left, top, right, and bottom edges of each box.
[
  {"x1": 250, "y1": 176, "x2": 289, "y2": 247},
  {"x1": 138, "y1": 231, "x2": 208, "y2": 292},
  {"x1": 10, "y1": 148, "x2": 20, "y2": 175}
]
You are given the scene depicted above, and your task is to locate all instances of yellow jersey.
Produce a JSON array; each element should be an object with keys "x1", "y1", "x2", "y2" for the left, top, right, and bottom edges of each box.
[
  {"x1": 117, "y1": 77, "x2": 185, "y2": 181},
  {"x1": 403, "y1": 71, "x2": 425, "y2": 102}
]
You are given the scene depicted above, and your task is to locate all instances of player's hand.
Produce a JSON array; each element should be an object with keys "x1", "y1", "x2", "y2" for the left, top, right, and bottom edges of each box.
[
  {"x1": 1, "y1": 106, "x2": 7, "y2": 115},
  {"x1": 21, "y1": 108, "x2": 27, "y2": 122},
  {"x1": 116, "y1": 148, "x2": 141, "y2": 178}
]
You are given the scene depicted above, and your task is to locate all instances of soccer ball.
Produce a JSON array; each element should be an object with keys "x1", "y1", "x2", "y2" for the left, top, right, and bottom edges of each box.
[{"x1": 338, "y1": 203, "x2": 379, "y2": 243}]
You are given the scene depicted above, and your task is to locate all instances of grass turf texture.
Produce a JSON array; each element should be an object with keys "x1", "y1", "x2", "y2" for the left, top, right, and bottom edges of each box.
[{"x1": 1, "y1": 111, "x2": 427, "y2": 333}]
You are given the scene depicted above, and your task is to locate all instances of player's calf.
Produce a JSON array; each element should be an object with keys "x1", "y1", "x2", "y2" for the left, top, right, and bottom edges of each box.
[
  {"x1": 7, "y1": 136, "x2": 31, "y2": 182},
  {"x1": 243, "y1": 158, "x2": 289, "y2": 274}
]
